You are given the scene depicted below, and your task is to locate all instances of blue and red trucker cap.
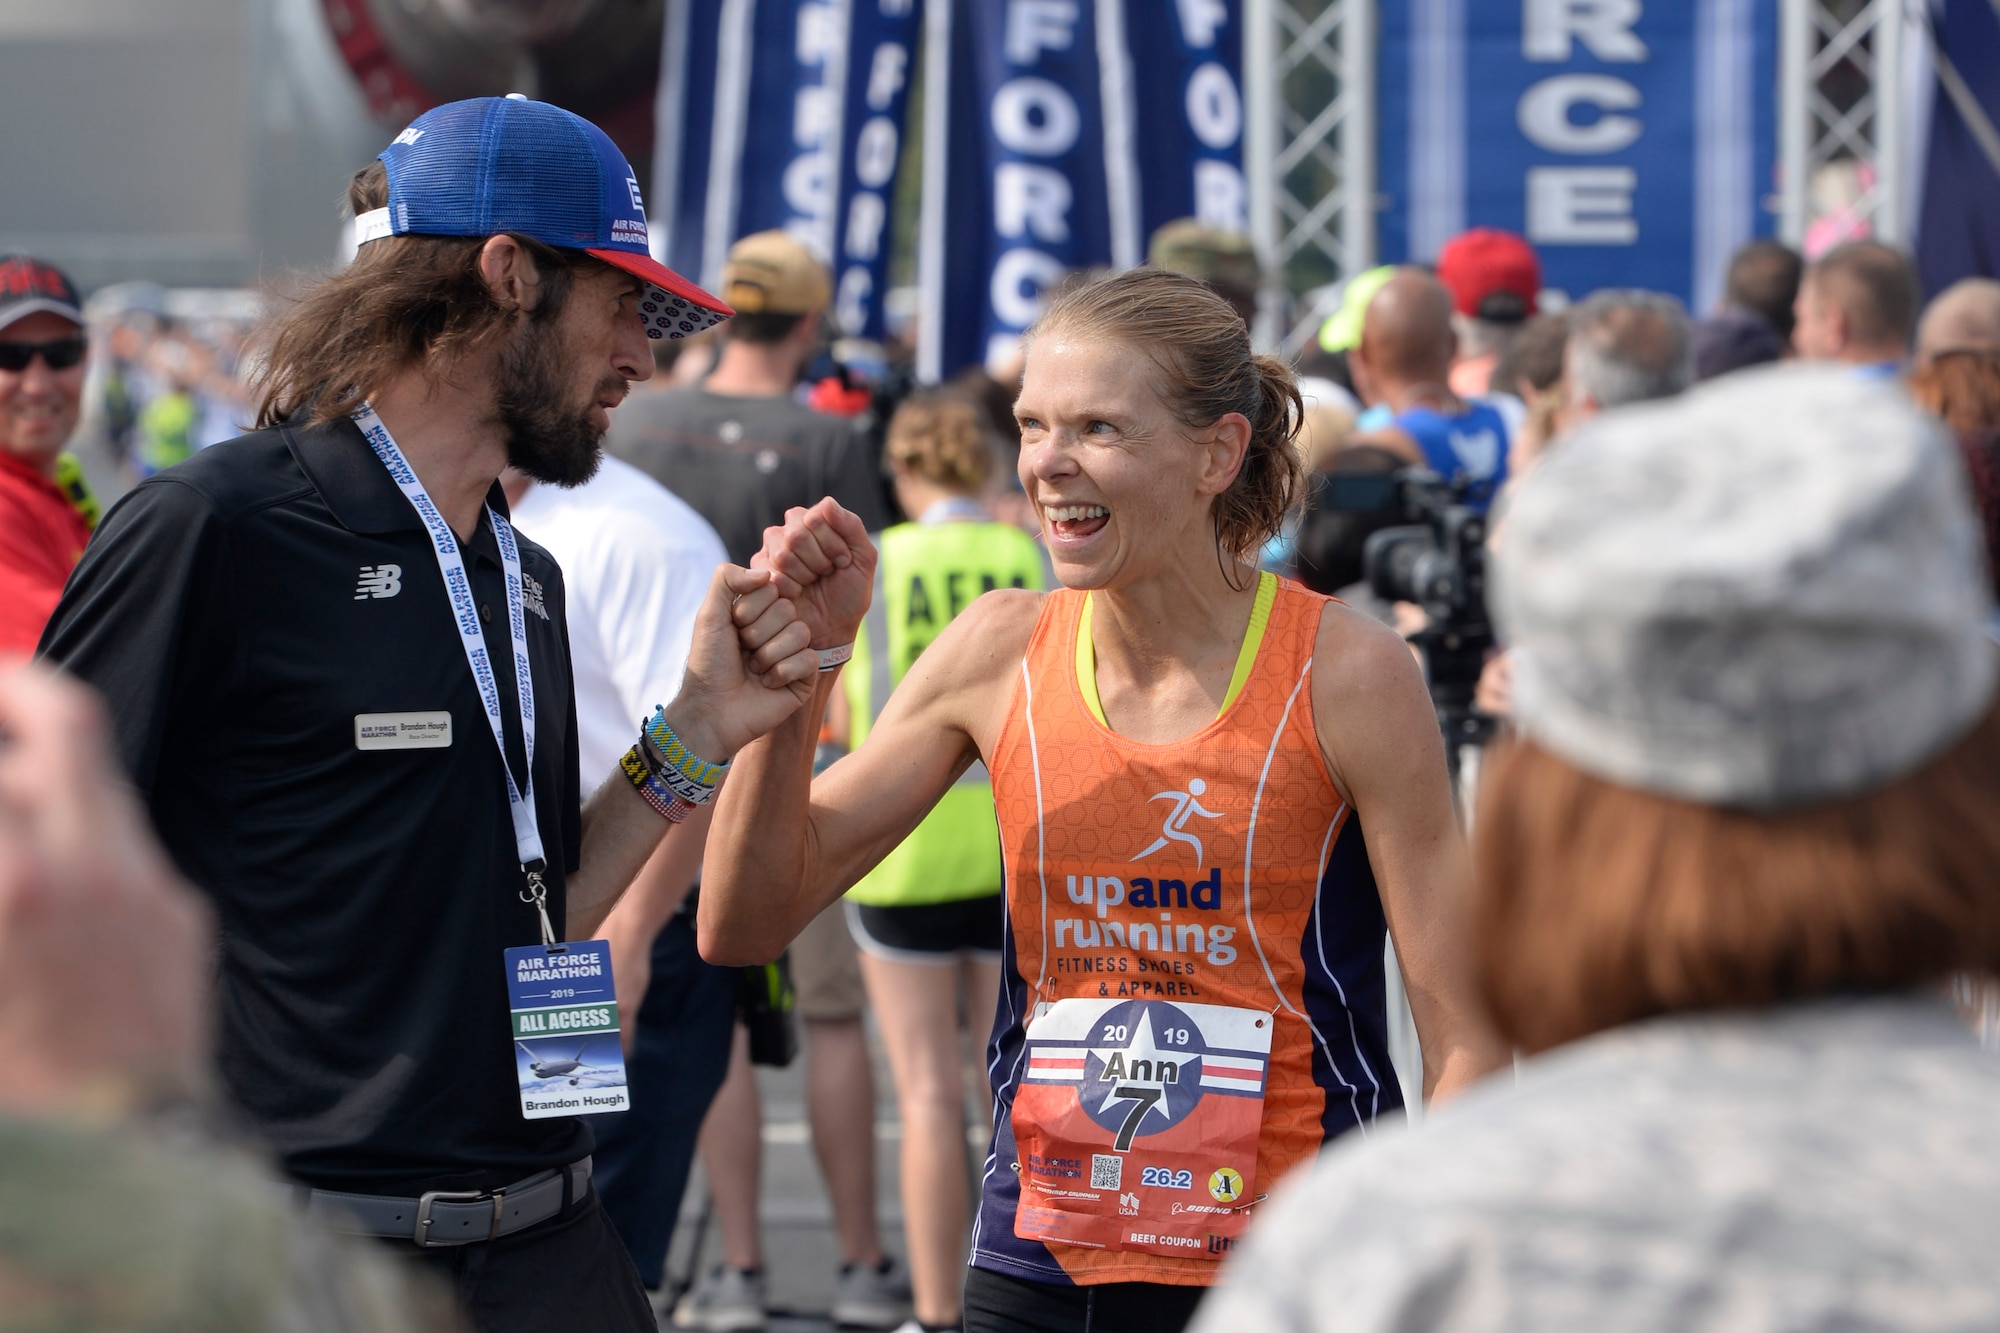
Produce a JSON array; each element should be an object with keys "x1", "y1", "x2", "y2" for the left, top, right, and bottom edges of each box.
[{"x1": 354, "y1": 95, "x2": 731, "y2": 339}]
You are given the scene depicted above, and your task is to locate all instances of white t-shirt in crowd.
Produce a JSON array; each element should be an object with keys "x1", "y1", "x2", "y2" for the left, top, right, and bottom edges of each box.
[{"x1": 509, "y1": 453, "x2": 727, "y2": 779}]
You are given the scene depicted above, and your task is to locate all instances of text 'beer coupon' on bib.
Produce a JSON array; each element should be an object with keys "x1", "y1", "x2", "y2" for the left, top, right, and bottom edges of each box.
[
  {"x1": 504, "y1": 942, "x2": 630, "y2": 1120},
  {"x1": 1011, "y1": 997, "x2": 1271, "y2": 1261}
]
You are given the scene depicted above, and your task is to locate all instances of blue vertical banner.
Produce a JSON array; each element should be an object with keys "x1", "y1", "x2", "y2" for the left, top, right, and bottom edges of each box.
[
  {"x1": 831, "y1": 0, "x2": 924, "y2": 339},
  {"x1": 652, "y1": 0, "x2": 852, "y2": 291},
  {"x1": 1124, "y1": 0, "x2": 1248, "y2": 236},
  {"x1": 919, "y1": 0, "x2": 1246, "y2": 381},
  {"x1": 1376, "y1": 0, "x2": 1777, "y2": 310},
  {"x1": 1914, "y1": 0, "x2": 2000, "y2": 296}
]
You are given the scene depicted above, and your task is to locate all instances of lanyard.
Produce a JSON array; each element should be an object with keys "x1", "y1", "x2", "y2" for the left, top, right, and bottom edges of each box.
[{"x1": 353, "y1": 405, "x2": 556, "y2": 944}]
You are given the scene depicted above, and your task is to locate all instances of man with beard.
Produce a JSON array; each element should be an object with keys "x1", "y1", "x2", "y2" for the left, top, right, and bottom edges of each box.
[{"x1": 36, "y1": 97, "x2": 824, "y2": 1333}]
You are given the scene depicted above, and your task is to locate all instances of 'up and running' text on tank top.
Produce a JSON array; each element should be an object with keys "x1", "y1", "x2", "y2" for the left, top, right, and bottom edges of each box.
[{"x1": 972, "y1": 576, "x2": 1402, "y2": 1289}]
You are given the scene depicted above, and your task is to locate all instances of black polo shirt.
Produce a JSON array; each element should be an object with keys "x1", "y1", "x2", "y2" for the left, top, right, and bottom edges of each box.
[{"x1": 39, "y1": 418, "x2": 587, "y2": 1197}]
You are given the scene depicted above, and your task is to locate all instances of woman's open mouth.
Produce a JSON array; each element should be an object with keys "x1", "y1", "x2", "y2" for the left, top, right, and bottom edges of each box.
[{"x1": 1046, "y1": 503, "x2": 1109, "y2": 542}]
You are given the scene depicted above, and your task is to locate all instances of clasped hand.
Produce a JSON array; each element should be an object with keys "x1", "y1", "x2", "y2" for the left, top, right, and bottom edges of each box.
[{"x1": 672, "y1": 499, "x2": 878, "y2": 762}]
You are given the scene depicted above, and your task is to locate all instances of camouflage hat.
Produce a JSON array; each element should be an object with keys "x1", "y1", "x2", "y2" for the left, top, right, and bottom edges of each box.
[
  {"x1": 1147, "y1": 219, "x2": 1261, "y2": 297},
  {"x1": 1493, "y1": 364, "x2": 1998, "y2": 810}
]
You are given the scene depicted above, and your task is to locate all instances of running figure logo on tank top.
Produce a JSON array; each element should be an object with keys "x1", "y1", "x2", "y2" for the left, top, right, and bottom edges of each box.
[{"x1": 1131, "y1": 779, "x2": 1222, "y2": 863}]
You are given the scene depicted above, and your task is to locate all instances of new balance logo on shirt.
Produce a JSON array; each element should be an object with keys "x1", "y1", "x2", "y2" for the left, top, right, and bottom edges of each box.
[{"x1": 355, "y1": 564, "x2": 402, "y2": 599}]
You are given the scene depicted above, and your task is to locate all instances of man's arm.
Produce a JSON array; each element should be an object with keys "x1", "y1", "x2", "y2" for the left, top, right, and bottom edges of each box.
[
  {"x1": 1311, "y1": 602, "x2": 1508, "y2": 1101},
  {"x1": 573, "y1": 509, "x2": 728, "y2": 1016},
  {"x1": 566, "y1": 564, "x2": 817, "y2": 937}
]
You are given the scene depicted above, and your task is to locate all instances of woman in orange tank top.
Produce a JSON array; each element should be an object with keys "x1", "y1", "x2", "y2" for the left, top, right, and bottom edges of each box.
[{"x1": 701, "y1": 270, "x2": 1505, "y2": 1333}]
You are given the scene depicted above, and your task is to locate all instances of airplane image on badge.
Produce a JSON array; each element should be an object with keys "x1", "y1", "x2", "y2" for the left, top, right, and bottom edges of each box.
[{"x1": 514, "y1": 1035, "x2": 621, "y2": 1088}]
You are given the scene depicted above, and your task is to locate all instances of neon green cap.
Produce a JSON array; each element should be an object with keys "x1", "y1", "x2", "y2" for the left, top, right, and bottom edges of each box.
[{"x1": 1317, "y1": 265, "x2": 1398, "y2": 353}]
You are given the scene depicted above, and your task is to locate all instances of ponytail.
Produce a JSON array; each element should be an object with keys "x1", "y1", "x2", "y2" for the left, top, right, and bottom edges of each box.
[{"x1": 1211, "y1": 354, "x2": 1305, "y2": 566}]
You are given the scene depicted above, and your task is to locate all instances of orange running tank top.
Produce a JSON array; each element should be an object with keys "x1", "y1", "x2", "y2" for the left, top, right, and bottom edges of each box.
[{"x1": 970, "y1": 577, "x2": 1402, "y2": 1289}]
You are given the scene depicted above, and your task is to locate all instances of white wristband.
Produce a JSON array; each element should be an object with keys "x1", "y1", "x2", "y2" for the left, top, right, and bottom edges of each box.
[{"x1": 817, "y1": 643, "x2": 855, "y2": 672}]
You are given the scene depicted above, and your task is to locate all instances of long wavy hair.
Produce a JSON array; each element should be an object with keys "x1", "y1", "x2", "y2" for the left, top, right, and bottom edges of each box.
[{"x1": 250, "y1": 161, "x2": 589, "y2": 427}]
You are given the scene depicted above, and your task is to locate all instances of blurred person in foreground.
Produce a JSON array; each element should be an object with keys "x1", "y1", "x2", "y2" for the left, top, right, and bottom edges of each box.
[
  {"x1": 499, "y1": 450, "x2": 732, "y2": 1314},
  {"x1": 1791, "y1": 240, "x2": 1920, "y2": 377},
  {"x1": 1916, "y1": 277, "x2": 2000, "y2": 366},
  {"x1": 34, "y1": 96, "x2": 815, "y2": 1333},
  {"x1": 1435, "y1": 228, "x2": 1540, "y2": 398},
  {"x1": 0, "y1": 256, "x2": 98, "y2": 655},
  {"x1": 838, "y1": 394, "x2": 1047, "y2": 1333},
  {"x1": 1720, "y1": 238, "x2": 1803, "y2": 345},
  {"x1": 0, "y1": 663, "x2": 461, "y2": 1332},
  {"x1": 1195, "y1": 365, "x2": 2000, "y2": 1332},
  {"x1": 614, "y1": 229, "x2": 903, "y2": 1333},
  {"x1": 1348, "y1": 268, "x2": 1512, "y2": 510}
]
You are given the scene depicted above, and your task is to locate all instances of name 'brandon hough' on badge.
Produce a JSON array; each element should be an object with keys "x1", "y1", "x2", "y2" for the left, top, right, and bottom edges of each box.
[{"x1": 354, "y1": 711, "x2": 453, "y2": 750}]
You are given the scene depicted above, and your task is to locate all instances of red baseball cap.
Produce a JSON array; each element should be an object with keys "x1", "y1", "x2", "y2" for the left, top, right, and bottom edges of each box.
[
  {"x1": 0, "y1": 255, "x2": 84, "y2": 335},
  {"x1": 1436, "y1": 229, "x2": 1540, "y2": 323}
]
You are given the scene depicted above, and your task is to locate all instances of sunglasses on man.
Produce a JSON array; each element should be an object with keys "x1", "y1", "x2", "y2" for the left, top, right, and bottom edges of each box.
[{"x1": 0, "y1": 337, "x2": 87, "y2": 373}]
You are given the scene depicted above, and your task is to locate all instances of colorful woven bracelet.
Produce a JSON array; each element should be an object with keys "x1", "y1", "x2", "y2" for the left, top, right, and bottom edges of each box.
[
  {"x1": 642, "y1": 707, "x2": 729, "y2": 788},
  {"x1": 620, "y1": 745, "x2": 695, "y2": 823}
]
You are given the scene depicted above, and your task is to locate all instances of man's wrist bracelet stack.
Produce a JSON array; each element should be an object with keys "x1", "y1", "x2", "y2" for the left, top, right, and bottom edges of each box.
[{"x1": 620, "y1": 707, "x2": 730, "y2": 823}]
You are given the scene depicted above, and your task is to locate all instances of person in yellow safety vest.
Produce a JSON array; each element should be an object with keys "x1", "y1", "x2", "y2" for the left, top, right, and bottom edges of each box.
[{"x1": 839, "y1": 394, "x2": 1047, "y2": 1333}]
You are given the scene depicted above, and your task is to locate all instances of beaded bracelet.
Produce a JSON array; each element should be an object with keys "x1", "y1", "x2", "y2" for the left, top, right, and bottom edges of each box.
[
  {"x1": 642, "y1": 707, "x2": 729, "y2": 788},
  {"x1": 620, "y1": 744, "x2": 695, "y2": 823}
]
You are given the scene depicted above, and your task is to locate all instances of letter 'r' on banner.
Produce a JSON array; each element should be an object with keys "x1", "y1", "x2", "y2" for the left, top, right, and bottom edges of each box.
[{"x1": 1375, "y1": 0, "x2": 1778, "y2": 312}]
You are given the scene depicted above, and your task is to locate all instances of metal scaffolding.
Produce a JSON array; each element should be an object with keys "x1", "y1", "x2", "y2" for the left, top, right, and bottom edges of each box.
[
  {"x1": 1779, "y1": 0, "x2": 1915, "y2": 246},
  {"x1": 1245, "y1": 0, "x2": 1916, "y2": 342},
  {"x1": 1246, "y1": 0, "x2": 1372, "y2": 352}
]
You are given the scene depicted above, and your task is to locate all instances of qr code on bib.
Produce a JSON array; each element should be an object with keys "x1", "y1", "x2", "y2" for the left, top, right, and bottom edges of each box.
[{"x1": 1091, "y1": 1154, "x2": 1123, "y2": 1190}]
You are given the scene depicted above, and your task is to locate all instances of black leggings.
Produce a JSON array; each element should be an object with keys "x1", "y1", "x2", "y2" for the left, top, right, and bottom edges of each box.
[{"x1": 963, "y1": 1266, "x2": 1208, "y2": 1333}]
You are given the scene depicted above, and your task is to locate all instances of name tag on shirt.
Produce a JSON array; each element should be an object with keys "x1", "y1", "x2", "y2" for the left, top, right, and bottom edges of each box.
[
  {"x1": 354, "y1": 712, "x2": 453, "y2": 750},
  {"x1": 505, "y1": 941, "x2": 631, "y2": 1119}
]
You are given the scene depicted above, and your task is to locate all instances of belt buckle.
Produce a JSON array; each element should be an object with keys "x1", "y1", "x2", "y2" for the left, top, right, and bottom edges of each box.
[{"x1": 414, "y1": 1188, "x2": 503, "y2": 1248}]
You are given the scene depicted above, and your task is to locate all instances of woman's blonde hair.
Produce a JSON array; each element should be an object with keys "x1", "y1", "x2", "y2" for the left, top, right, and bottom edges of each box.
[
  {"x1": 1473, "y1": 701, "x2": 2000, "y2": 1053},
  {"x1": 1029, "y1": 269, "x2": 1303, "y2": 564},
  {"x1": 886, "y1": 393, "x2": 993, "y2": 492}
]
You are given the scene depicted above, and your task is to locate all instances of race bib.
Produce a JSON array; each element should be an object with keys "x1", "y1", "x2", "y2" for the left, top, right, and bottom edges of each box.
[{"x1": 1010, "y1": 996, "x2": 1271, "y2": 1260}]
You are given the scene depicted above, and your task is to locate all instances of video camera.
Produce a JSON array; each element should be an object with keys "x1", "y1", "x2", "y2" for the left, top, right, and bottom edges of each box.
[{"x1": 1316, "y1": 467, "x2": 1498, "y2": 764}]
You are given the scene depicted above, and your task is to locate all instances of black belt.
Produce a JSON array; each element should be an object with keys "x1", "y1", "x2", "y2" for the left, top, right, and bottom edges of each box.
[{"x1": 296, "y1": 1156, "x2": 592, "y2": 1248}]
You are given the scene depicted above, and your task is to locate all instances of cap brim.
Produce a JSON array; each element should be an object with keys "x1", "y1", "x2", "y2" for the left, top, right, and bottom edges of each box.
[
  {"x1": 587, "y1": 249, "x2": 733, "y2": 341},
  {"x1": 0, "y1": 297, "x2": 85, "y2": 334}
]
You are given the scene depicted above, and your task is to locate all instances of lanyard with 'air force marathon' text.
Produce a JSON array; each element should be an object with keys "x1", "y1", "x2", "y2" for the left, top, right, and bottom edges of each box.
[{"x1": 353, "y1": 404, "x2": 557, "y2": 947}]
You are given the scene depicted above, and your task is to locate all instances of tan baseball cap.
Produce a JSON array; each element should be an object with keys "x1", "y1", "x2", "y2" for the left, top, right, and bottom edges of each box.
[
  {"x1": 1146, "y1": 219, "x2": 1261, "y2": 299},
  {"x1": 720, "y1": 231, "x2": 831, "y2": 316}
]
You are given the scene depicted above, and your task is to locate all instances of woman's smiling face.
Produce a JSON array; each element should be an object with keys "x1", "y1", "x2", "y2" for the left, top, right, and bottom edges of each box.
[{"x1": 1014, "y1": 337, "x2": 1223, "y2": 590}]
